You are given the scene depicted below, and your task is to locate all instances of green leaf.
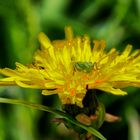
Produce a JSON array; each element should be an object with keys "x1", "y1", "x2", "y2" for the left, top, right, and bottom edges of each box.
[
  {"x1": 96, "y1": 102, "x2": 106, "y2": 128},
  {"x1": 0, "y1": 97, "x2": 106, "y2": 140}
]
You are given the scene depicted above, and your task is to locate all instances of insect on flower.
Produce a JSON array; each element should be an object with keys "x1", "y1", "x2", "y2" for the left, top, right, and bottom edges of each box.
[
  {"x1": 74, "y1": 62, "x2": 99, "y2": 73},
  {"x1": 0, "y1": 26, "x2": 140, "y2": 107}
]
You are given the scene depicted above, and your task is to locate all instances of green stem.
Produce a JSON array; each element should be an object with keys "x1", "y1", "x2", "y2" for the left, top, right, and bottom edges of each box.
[{"x1": 0, "y1": 97, "x2": 106, "y2": 140}]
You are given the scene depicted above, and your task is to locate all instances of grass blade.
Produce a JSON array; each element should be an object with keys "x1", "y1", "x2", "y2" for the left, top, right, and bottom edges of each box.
[{"x1": 0, "y1": 97, "x2": 106, "y2": 140}]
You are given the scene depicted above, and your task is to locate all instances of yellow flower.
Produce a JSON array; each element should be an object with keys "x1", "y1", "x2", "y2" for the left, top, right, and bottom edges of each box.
[{"x1": 0, "y1": 26, "x2": 140, "y2": 107}]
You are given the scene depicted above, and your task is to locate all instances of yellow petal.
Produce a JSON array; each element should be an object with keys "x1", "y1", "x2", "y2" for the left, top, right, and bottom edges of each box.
[
  {"x1": 0, "y1": 68, "x2": 19, "y2": 77},
  {"x1": 15, "y1": 80, "x2": 42, "y2": 89},
  {"x1": 64, "y1": 26, "x2": 73, "y2": 40},
  {"x1": 97, "y1": 84, "x2": 127, "y2": 95},
  {"x1": 0, "y1": 81, "x2": 15, "y2": 86},
  {"x1": 42, "y1": 90, "x2": 56, "y2": 95},
  {"x1": 121, "y1": 44, "x2": 132, "y2": 57},
  {"x1": 38, "y1": 32, "x2": 52, "y2": 49}
]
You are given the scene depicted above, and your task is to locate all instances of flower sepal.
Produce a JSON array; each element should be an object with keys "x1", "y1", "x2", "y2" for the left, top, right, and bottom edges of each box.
[{"x1": 60, "y1": 90, "x2": 106, "y2": 137}]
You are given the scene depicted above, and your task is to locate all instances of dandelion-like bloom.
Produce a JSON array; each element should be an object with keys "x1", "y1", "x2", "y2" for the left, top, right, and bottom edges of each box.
[{"x1": 0, "y1": 27, "x2": 140, "y2": 107}]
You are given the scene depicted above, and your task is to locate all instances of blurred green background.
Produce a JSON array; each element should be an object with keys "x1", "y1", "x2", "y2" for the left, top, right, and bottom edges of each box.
[{"x1": 0, "y1": 0, "x2": 140, "y2": 140}]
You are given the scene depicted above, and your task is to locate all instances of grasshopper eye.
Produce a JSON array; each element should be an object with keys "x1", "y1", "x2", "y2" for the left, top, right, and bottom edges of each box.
[{"x1": 74, "y1": 62, "x2": 94, "y2": 73}]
